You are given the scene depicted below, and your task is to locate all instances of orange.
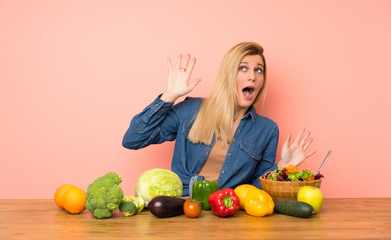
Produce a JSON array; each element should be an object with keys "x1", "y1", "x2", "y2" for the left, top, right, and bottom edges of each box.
[
  {"x1": 62, "y1": 187, "x2": 86, "y2": 214},
  {"x1": 54, "y1": 184, "x2": 77, "y2": 209},
  {"x1": 234, "y1": 184, "x2": 258, "y2": 210}
]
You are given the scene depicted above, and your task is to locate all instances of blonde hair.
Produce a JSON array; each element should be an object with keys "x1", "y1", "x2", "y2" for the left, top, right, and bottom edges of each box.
[{"x1": 187, "y1": 42, "x2": 267, "y2": 145}]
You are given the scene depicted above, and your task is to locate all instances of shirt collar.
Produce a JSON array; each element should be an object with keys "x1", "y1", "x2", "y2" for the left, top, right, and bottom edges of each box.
[{"x1": 244, "y1": 105, "x2": 256, "y2": 123}]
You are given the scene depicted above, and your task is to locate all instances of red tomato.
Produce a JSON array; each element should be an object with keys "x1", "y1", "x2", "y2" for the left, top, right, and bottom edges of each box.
[
  {"x1": 183, "y1": 199, "x2": 202, "y2": 218},
  {"x1": 306, "y1": 175, "x2": 315, "y2": 181}
]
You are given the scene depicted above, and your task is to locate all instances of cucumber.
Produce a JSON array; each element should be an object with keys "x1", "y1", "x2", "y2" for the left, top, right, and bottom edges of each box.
[{"x1": 274, "y1": 200, "x2": 314, "y2": 218}]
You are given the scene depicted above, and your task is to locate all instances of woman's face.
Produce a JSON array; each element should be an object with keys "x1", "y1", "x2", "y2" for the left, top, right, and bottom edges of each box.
[{"x1": 236, "y1": 54, "x2": 265, "y2": 113}]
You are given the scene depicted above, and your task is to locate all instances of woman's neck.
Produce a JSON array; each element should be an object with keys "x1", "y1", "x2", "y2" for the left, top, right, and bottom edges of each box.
[{"x1": 234, "y1": 108, "x2": 248, "y2": 122}]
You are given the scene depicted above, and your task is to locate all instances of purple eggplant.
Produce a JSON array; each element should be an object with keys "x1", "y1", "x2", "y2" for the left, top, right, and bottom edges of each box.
[{"x1": 148, "y1": 196, "x2": 185, "y2": 218}]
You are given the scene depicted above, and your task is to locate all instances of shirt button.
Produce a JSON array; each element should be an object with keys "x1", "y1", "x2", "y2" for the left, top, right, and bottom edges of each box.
[
  {"x1": 206, "y1": 151, "x2": 209, "y2": 155},
  {"x1": 228, "y1": 153, "x2": 232, "y2": 157},
  {"x1": 156, "y1": 103, "x2": 159, "y2": 107},
  {"x1": 238, "y1": 129, "x2": 241, "y2": 132},
  {"x1": 232, "y1": 139, "x2": 236, "y2": 143},
  {"x1": 222, "y1": 170, "x2": 225, "y2": 174}
]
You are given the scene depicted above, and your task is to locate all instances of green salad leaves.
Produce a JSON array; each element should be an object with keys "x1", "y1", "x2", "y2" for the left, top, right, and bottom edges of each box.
[{"x1": 265, "y1": 166, "x2": 323, "y2": 182}]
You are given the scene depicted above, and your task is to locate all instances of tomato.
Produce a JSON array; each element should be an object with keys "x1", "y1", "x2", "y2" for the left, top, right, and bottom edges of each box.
[
  {"x1": 306, "y1": 175, "x2": 315, "y2": 181},
  {"x1": 183, "y1": 199, "x2": 202, "y2": 218}
]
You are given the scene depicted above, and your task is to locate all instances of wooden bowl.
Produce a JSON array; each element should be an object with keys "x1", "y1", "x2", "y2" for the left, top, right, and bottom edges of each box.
[{"x1": 259, "y1": 175, "x2": 322, "y2": 202}]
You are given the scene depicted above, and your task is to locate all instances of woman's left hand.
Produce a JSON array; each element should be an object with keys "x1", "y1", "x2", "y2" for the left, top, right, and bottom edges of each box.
[{"x1": 278, "y1": 128, "x2": 316, "y2": 168}]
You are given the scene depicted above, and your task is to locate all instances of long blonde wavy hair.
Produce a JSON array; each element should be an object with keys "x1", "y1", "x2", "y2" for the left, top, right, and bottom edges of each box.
[{"x1": 187, "y1": 42, "x2": 267, "y2": 145}]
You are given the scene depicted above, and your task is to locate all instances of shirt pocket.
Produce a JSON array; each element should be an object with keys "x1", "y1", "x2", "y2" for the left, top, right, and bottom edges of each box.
[
  {"x1": 240, "y1": 141, "x2": 262, "y2": 161},
  {"x1": 234, "y1": 141, "x2": 263, "y2": 180}
]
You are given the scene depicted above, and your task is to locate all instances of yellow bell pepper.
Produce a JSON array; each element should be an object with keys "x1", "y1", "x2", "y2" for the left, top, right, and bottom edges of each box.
[{"x1": 244, "y1": 188, "x2": 274, "y2": 217}]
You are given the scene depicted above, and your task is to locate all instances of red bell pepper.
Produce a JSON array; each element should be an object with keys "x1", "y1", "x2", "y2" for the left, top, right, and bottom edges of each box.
[{"x1": 207, "y1": 188, "x2": 240, "y2": 217}]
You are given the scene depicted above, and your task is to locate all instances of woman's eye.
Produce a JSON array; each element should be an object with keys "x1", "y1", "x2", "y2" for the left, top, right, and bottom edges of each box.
[
  {"x1": 255, "y1": 68, "x2": 263, "y2": 74},
  {"x1": 239, "y1": 66, "x2": 247, "y2": 71}
]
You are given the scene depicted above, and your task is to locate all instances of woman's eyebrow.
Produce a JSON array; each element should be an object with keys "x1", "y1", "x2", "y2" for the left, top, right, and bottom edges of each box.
[{"x1": 240, "y1": 62, "x2": 265, "y2": 68}]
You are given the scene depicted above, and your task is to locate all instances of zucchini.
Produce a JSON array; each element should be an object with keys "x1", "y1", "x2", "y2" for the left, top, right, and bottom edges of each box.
[{"x1": 274, "y1": 200, "x2": 314, "y2": 218}]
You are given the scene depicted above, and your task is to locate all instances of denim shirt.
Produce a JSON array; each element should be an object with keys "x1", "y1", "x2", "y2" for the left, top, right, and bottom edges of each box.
[{"x1": 122, "y1": 95, "x2": 279, "y2": 196}]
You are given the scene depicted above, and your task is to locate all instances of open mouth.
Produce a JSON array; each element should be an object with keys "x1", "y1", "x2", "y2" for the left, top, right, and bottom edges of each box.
[{"x1": 242, "y1": 86, "x2": 255, "y2": 100}]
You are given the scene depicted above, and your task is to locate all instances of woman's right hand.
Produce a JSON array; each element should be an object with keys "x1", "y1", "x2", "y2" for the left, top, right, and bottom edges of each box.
[
  {"x1": 278, "y1": 128, "x2": 316, "y2": 169},
  {"x1": 160, "y1": 54, "x2": 201, "y2": 102}
]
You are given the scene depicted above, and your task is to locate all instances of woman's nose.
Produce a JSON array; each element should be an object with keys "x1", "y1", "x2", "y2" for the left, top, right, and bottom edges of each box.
[{"x1": 248, "y1": 71, "x2": 255, "y2": 81}]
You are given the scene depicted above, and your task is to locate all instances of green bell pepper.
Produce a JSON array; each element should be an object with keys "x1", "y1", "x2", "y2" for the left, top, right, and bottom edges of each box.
[{"x1": 192, "y1": 180, "x2": 219, "y2": 210}]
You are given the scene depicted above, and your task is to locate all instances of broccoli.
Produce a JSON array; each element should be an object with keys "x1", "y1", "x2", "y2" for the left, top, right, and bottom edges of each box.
[
  {"x1": 119, "y1": 199, "x2": 137, "y2": 216},
  {"x1": 119, "y1": 195, "x2": 145, "y2": 216},
  {"x1": 85, "y1": 172, "x2": 124, "y2": 219}
]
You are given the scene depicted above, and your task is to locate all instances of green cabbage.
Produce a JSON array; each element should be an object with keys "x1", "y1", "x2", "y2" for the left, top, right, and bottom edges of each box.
[{"x1": 135, "y1": 168, "x2": 183, "y2": 206}]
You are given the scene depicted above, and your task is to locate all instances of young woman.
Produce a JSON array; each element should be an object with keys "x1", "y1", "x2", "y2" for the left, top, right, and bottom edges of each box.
[{"x1": 122, "y1": 42, "x2": 315, "y2": 196}]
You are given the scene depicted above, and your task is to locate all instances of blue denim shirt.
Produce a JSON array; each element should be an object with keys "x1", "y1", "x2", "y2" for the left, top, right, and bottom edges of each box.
[{"x1": 122, "y1": 96, "x2": 279, "y2": 196}]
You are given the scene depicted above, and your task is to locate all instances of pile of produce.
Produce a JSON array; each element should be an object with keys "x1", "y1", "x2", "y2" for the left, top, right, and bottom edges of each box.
[
  {"x1": 54, "y1": 169, "x2": 184, "y2": 219},
  {"x1": 265, "y1": 164, "x2": 324, "y2": 181},
  {"x1": 54, "y1": 166, "x2": 324, "y2": 219}
]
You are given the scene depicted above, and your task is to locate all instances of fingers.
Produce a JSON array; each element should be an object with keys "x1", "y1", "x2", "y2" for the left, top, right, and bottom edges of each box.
[
  {"x1": 186, "y1": 57, "x2": 196, "y2": 76},
  {"x1": 303, "y1": 137, "x2": 313, "y2": 150},
  {"x1": 175, "y1": 54, "x2": 183, "y2": 70},
  {"x1": 300, "y1": 131, "x2": 309, "y2": 144},
  {"x1": 291, "y1": 127, "x2": 315, "y2": 152},
  {"x1": 294, "y1": 128, "x2": 305, "y2": 144},
  {"x1": 296, "y1": 128, "x2": 315, "y2": 158},
  {"x1": 283, "y1": 133, "x2": 291, "y2": 149},
  {"x1": 294, "y1": 128, "x2": 312, "y2": 148},
  {"x1": 300, "y1": 131, "x2": 312, "y2": 148},
  {"x1": 181, "y1": 53, "x2": 190, "y2": 69},
  {"x1": 167, "y1": 58, "x2": 173, "y2": 72},
  {"x1": 172, "y1": 53, "x2": 194, "y2": 71}
]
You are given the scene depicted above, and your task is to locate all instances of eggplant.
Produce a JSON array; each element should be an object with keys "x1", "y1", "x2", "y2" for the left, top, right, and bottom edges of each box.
[{"x1": 148, "y1": 196, "x2": 185, "y2": 218}]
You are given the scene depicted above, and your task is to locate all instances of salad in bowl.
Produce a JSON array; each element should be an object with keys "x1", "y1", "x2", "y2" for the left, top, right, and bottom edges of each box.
[
  {"x1": 260, "y1": 165, "x2": 324, "y2": 201},
  {"x1": 264, "y1": 164, "x2": 324, "y2": 182}
]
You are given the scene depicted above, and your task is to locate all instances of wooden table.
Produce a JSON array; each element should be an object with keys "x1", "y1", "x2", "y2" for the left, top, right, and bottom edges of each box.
[{"x1": 0, "y1": 198, "x2": 390, "y2": 239}]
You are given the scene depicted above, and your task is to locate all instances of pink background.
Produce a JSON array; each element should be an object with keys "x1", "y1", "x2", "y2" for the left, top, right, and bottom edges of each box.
[{"x1": 1, "y1": 0, "x2": 390, "y2": 199}]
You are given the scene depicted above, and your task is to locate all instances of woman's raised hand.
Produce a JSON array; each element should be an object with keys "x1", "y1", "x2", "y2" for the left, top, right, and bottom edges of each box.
[
  {"x1": 161, "y1": 54, "x2": 201, "y2": 102},
  {"x1": 278, "y1": 128, "x2": 316, "y2": 168}
]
